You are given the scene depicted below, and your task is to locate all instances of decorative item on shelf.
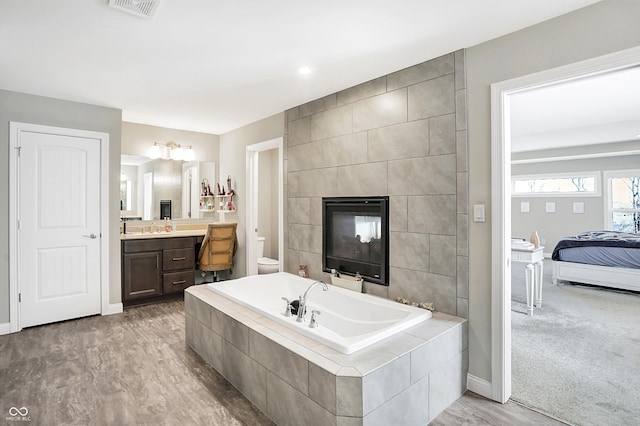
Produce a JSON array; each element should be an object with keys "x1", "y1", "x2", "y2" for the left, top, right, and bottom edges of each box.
[
  {"x1": 201, "y1": 179, "x2": 209, "y2": 196},
  {"x1": 529, "y1": 230, "x2": 540, "y2": 248},
  {"x1": 149, "y1": 141, "x2": 194, "y2": 161},
  {"x1": 298, "y1": 265, "x2": 309, "y2": 278}
]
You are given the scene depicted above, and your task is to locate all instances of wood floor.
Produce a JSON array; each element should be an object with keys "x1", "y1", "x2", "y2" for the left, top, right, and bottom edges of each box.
[{"x1": 0, "y1": 299, "x2": 566, "y2": 425}]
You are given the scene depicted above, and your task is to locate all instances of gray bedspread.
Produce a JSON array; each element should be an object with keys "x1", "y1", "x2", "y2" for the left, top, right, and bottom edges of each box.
[{"x1": 552, "y1": 231, "x2": 640, "y2": 269}]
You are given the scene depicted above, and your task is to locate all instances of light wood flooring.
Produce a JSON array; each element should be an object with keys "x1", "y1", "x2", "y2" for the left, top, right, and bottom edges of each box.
[{"x1": 0, "y1": 299, "x2": 566, "y2": 425}]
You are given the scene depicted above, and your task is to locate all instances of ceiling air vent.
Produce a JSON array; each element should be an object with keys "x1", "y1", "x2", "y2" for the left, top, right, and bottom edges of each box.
[{"x1": 108, "y1": 0, "x2": 161, "y2": 19}]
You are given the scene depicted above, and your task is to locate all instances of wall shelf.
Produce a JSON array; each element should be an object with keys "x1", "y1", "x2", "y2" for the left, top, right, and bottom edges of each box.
[{"x1": 199, "y1": 194, "x2": 236, "y2": 214}]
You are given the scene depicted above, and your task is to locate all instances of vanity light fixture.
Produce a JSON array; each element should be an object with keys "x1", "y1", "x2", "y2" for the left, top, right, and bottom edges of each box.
[{"x1": 149, "y1": 141, "x2": 194, "y2": 161}]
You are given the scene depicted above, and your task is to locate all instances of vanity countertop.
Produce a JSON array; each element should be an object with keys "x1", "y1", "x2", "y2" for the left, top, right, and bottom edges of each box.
[{"x1": 120, "y1": 228, "x2": 208, "y2": 240}]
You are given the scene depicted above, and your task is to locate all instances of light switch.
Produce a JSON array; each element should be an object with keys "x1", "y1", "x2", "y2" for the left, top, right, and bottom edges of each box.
[
  {"x1": 573, "y1": 202, "x2": 585, "y2": 214},
  {"x1": 545, "y1": 202, "x2": 556, "y2": 213},
  {"x1": 473, "y1": 204, "x2": 486, "y2": 223},
  {"x1": 520, "y1": 202, "x2": 530, "y2": 213}
]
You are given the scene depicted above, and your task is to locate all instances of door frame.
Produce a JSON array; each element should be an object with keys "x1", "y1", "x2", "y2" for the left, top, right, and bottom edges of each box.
[
  {"x1": 490, "y1": 46, "x2": 640, "y2": 403},
  {"x1": 245, "y1": 137, "x2": 284, "y2": 276},
  {"x1": 9, "y1": 122, "x2": 111, "y2": 333}
]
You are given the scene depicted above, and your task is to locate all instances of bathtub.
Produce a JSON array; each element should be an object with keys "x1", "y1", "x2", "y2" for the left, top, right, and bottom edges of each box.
[{"x1": 207, "y1": 272, "x2": 431, "y2": 354}]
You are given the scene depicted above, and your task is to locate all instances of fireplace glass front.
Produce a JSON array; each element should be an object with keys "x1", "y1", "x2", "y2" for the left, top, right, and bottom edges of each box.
[{"x1": 322, "y1": 196, "x2": 389, "y2": 285}]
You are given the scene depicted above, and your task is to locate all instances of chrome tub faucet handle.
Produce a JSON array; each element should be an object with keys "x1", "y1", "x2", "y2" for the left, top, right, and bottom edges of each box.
[
  {"x1": 281, "y1": 297, "x2": 292, "y2": 317},
  {"x1": 309, "y1": 310, "x2": 321, "y2": 328}
]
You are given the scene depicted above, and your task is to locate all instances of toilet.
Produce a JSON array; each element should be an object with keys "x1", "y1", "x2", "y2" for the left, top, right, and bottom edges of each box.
[{"x1": 257, "y1": 236, "x2": 279, "y2": 274}]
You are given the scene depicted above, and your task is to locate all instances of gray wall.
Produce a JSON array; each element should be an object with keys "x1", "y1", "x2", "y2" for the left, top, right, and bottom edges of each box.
[
  {"x1": 512, "y1": 153, "x2": 640, "y2": 254},
  {"x1": 466, "y1": 0, "x2": 640, "y2": 383},
  {"x1": 0, "y1": 89, "x2": 123, "y2": 323},
  {"x1": 284, "y1": 52, "x2": 469, "y2": 316},
  {"x1": 121, "y1": 121, "x2": 219, "y2": 164},
  {"x1": 121, "y1": 121, "x2": 220, "y2": 220},
  {"x1": 219, "y1": 113, "x2": 285, "y2": 278}
]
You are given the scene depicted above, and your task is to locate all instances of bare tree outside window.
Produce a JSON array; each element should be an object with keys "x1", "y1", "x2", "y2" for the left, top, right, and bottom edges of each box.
[{"x1": 610, "y1": 175, "x2": 640, "y2": 234}]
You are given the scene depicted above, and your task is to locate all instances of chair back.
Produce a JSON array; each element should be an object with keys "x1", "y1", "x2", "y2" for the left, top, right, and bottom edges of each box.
[{"x1": 198, "y1": 222, "x2": 238, "y2": 272}]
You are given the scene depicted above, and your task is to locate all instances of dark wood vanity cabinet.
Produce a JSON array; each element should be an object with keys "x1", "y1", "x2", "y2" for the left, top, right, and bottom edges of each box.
[
  {"x1": 122, "y1": 251, "x2": 162, "y2": 300},
  {"x1": 122, "y1": 237, "x2": 197, "y2": 305}
]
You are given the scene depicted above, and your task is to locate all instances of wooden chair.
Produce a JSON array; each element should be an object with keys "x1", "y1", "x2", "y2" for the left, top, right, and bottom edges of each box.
[{"x1": 198, "y1": 222, "x2": 238, "y2": 282}]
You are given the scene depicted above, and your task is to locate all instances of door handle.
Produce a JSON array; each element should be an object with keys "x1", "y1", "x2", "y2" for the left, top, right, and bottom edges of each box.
[{"x1": 83, "y1": 233, "x2": 97, "y2": 239}]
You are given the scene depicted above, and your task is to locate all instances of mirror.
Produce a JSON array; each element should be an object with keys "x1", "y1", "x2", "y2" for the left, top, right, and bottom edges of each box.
[
  {"x1": 120, "y1": 179, "x2": 132, "y2": 211},
  {"x1": 120, "y1": 155, "x2": 216, "y2": 220}
]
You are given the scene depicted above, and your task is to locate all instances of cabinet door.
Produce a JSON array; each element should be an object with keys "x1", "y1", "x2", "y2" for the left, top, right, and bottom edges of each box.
[{"x1": 122, "y1": 251, "x2": 162, "y2": 301}]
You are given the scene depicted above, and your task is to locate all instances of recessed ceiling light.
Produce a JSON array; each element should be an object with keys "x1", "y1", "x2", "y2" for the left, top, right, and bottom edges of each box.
[{"x1": 298, "y1": 66, "x2": 312, "y2": 76}]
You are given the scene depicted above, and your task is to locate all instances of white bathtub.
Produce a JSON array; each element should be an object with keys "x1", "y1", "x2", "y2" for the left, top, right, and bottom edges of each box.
[{"x1": 207, "y1": 272, "x2": 431, "y2": 354}]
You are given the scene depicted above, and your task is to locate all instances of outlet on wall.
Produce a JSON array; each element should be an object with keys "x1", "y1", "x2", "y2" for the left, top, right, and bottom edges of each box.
[{"x1": 541, "y1": 238, "x2": 546, "y2": 245}]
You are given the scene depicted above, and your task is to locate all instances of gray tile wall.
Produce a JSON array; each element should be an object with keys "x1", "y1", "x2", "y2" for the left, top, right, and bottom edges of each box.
[{"x1": 284, "y1": 51, "x2": 469, "y2": 317}]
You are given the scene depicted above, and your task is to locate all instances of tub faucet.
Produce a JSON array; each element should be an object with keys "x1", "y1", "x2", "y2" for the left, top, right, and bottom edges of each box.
[{"x1": 296, "y1": 280, "x2": 328, "y2": 323}]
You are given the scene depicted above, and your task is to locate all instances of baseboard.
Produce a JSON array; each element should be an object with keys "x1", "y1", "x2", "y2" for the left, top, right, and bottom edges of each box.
[
  {"x1": 103, "y1": 303, "x2": 123, "y2": 315},
  {"x1": 0, "y1": 322, "x2": 12, "y2": 335},
  {"x1": 467, "y1": 374, "x2": 492, "y2": 399}
]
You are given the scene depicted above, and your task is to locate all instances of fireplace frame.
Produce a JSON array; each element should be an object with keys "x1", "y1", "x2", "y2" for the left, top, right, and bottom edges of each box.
[{"x1": 322, "y1": 196, "x2": 389, "y2": 286}]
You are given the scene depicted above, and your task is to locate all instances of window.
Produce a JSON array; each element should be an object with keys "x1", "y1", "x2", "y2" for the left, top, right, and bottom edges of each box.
[
  {"x1": 512, "y1": 172, "x2": 600, "y2": 197},
  {"x1": 605, "y1": 170, "x2": 640, "y2": 233}
]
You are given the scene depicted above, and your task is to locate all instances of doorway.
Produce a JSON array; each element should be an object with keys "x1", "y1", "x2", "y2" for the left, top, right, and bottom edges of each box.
[
  {"x1": 245, "y1": 138, "x2": 283, "y2": 276},
  {"x1": 9, "y1": 122, "x2": 111, "y2": 332},
  {"x1": 490, "y1": 46, "x2": 640, "y2": 403}
]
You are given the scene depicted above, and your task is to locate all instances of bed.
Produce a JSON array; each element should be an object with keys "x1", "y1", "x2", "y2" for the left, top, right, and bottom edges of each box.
[{"x1": 552, "y1": 230, "x2": 640, "y2": 293}]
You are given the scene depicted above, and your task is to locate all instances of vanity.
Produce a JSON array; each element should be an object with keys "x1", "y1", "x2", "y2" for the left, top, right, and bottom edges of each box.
[{"x1": 121, "y1": 228, "x2": 208, "y2": 306}]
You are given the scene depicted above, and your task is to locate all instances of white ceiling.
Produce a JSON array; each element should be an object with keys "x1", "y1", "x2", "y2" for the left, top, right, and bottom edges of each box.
[
  {"x1": 510, "y1": 66, "x2": 640, "y2": 153},
  {"x1": 1, "y1": 0, "x2": 601, "y2": 135}
]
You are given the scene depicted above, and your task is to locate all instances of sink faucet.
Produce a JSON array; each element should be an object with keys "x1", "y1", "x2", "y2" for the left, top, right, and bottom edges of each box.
[{"x1": 296, "y1": 280, "x2": 328, "y2": 323}]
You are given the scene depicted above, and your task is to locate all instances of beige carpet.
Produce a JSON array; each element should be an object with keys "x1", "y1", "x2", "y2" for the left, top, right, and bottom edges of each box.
[{"x1": 511, "y1": 259, "x2": 640, "y2": 426}]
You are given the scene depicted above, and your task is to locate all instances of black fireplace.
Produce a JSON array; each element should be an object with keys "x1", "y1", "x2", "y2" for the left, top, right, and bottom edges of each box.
[{"x1": 322, "y1": 196, "x2": 389, "y2": 285}]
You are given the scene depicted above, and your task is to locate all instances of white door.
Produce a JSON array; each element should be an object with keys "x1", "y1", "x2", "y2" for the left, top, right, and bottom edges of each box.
[{"x1": 18, "y1": 129, "x2": 102, "y2": 328}]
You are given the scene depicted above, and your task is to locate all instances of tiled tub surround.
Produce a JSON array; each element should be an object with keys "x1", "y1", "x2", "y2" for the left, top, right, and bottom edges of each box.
[
  {"x1": 185, "y1": 285, "x2": 468, "y2": 426},
  {"x1": 284, "y1": 50, "x2": 469, "y2": 318}
]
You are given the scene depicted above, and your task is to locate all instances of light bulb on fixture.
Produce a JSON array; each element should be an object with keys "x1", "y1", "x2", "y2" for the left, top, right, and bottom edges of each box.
[
  {"x1": 172, "y1": 145, "x2": 183, "y2": 161},
  {"x1": 184, "y1": 146, "x2": 194, "y2": 161},
  {"x1": 149, "y1": 142, "x2": 161, "y2": 159}
]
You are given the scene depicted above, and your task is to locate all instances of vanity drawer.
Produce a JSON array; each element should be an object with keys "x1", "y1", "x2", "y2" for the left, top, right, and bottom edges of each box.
[
  {"x1": 163, "y1": 270, "x2": 194, "y2": 294},
  {"x1": 163, "y1": 248, "x2": 195, "y2": 271}
]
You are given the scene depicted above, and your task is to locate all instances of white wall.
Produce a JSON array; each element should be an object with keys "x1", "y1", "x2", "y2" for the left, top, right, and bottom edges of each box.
[{"x1": 466, "y1": 0, "x2": 640, "y2": 383}]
